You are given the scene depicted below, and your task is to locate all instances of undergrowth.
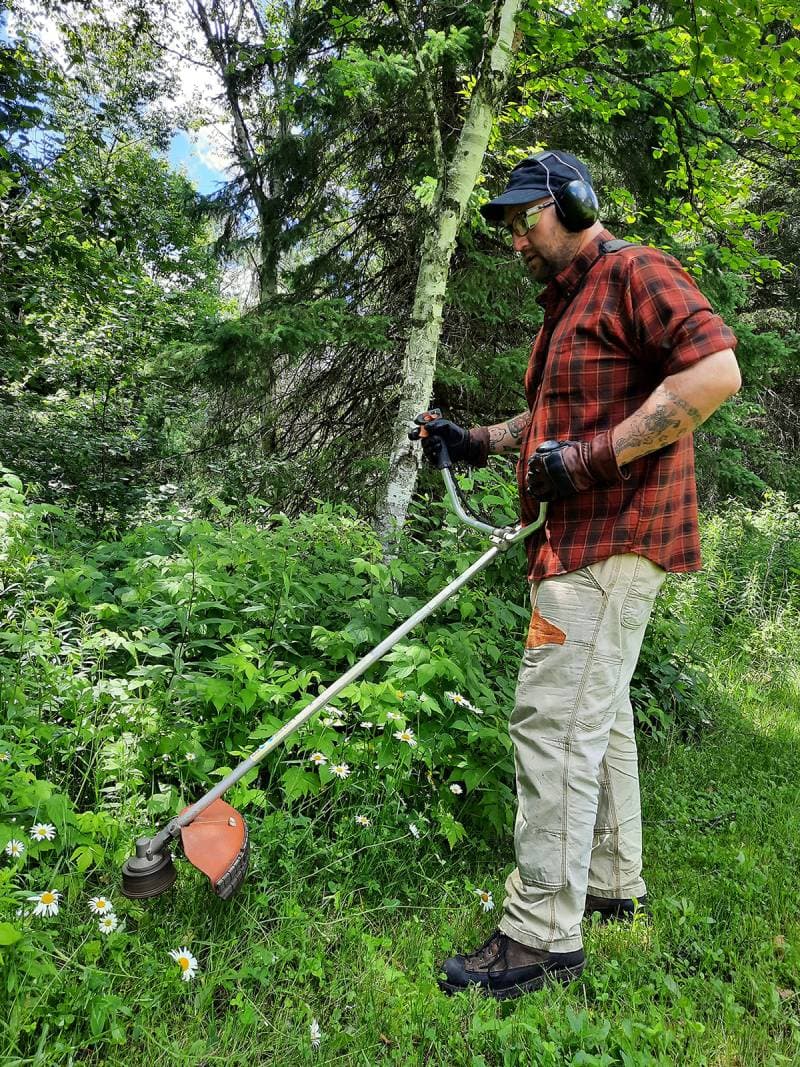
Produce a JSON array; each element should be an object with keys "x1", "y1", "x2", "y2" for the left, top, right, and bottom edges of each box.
[{"x1": 1, "y1": 468, "x2": 799, "y2": 1064}]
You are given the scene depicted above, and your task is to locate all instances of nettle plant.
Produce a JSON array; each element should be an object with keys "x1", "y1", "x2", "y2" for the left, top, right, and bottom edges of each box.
[
  {"x1": 0, "y1": 470, "x2": 534, "y2": 866},
  {"x1": 0, "y1": 463, "x2": 712, "y2": 878}
]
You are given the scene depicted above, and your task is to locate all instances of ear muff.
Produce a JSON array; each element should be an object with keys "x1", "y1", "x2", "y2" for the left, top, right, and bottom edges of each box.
[
  {"x1": 530, "y1": 151, "x2": 600, "y2": 232},
  {"x1": 553, "y1": 179, "x2": 600, "y2": 232}
]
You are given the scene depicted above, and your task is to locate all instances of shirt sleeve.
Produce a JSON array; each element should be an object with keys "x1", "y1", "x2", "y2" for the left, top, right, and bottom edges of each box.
[{"x1": 625, "y1": 250, "x2": 738, "y2": 377}]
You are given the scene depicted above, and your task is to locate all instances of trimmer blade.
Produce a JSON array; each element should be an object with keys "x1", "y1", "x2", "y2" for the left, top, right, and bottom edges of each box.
[{"x1": 120, "y1": 839, "x2": 177, "y2": 899}]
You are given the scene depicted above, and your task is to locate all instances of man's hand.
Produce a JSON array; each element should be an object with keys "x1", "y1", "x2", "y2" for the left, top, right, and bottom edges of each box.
[
  {"x1": 408, "y1": 412, "x2": 489, "y2": 468},
  {"x1": 527, "y1": 431, "x2": 626, "y2": 501}
]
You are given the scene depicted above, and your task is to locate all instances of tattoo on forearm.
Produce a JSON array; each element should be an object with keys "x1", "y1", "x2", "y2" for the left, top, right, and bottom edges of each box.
[
  {"x1": 488, "y1": 411, "x2": 531, "y2": 453},
  {"x1": 615, "y1": 388, "x2": 704, "y2": 460}
]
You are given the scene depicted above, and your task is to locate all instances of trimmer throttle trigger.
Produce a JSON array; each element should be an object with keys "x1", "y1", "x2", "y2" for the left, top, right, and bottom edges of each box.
[{"x1": 412, "y1": 408, "x2": 443, "y2": 436}]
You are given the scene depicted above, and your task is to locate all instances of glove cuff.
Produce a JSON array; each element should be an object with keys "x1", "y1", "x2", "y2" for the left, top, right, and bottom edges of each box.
[
  {"x1": 465, "y1": 427, "x2": 490, "y2": 468},
  {"x1": 588, "y1": 430, "x2": 628, "y2": 485}
]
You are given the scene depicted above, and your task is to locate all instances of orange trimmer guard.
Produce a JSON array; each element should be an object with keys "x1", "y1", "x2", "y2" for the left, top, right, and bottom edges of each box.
[{"x1": 179, "y1": 798, "x2": 249, "y2": 900}]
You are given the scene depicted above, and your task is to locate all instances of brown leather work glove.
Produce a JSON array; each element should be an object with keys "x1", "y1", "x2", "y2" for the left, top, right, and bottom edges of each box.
[{"x1": 526, "y1": 431, "x2": 627, "y2": 502}]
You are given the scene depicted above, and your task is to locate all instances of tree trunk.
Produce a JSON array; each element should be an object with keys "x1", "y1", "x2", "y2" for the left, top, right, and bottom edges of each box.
[{"x1": 377, "y1": 0, "x2": 522, "y2": 546}]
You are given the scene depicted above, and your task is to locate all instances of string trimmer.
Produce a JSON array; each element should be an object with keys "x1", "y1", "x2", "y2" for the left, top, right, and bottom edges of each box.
[{"x1": 120, "y1": 411, "x2": 548, "y2": 901}]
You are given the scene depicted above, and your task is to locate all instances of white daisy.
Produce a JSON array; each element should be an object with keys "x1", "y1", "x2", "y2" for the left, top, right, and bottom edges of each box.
[
  {"x1": 88, "y1": 895, "x2": 113, "y2": 915},
  {"x1": 449, "y1": 783, "x2": 463, "y2": 795},
  {"x1": 409, "y1": 823, "x2": 421, "y2": 839},
  {"x1": 0, "y1": 752, "x2": 10, "y2": 762},
  {"x1": 359, "y1": 721, "x2": 374, "y2": 729},
  {"x1": 446, "y1": 691, "x2": 466, "y2": 705},
  {"x1": 310, "y1": 1018, "x2": 321, "y2": 1048},
  {"x1": 475, "y1": 889, "x2": 494, "y2": 912},
  {"x1": 4, "y1": 839, "x2": 25, "y2": 858},
  {"x1": 386, "y1": 711, "x2": 404, "y2": 723},
  {"x1": 29, "y1": 889, "x2": 60, "y2": 917},
  {"x1": 29, "y1": 823, "x2": 56, "y2": 842},
  {"x1": 98, "y1": 913, "x2": 119, "y2": 935},
  {"x1": 355, "y1": 815, "x2": 371, "y2": 827},
  {"x1": 161, "y1": 753, "x2": 171, "y2": 762},
  {"x1": 185, "y1": 752, "x2": 197, "y2": 761},
  {"x1": 309, "y1": 752, "x2": 327, "y2": 766},
  {"x1": 330, "y1": 763, "x2": 350, "y2": 779},
  {"x1": 394, "y1": 729, "x2": 417, "y2": 748},
  {"x1": 168, "y1": 947, "x2": 199, "y2": 982}
]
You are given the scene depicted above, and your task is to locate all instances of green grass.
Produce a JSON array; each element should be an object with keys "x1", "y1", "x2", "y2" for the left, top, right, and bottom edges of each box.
[{"x1": 4, "y1": 643, "x2": 800, "y2": 1066}]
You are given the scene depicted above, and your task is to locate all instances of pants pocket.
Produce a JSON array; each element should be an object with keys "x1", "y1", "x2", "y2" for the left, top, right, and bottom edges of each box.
[
  {"x1": 514, "y1": 775, "x2": 569, "y2": 890},
  {"x1": 621, "y1": 557, "x2": 666, "y2": 630}
]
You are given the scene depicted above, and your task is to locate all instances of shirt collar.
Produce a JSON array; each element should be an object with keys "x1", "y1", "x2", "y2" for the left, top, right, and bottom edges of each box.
[{"x1": 536, "y1": 228, "x2": 615, "y2": 311}]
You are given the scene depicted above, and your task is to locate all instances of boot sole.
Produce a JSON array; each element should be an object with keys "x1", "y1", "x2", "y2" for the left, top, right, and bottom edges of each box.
[{"x1": 438, "y1": 960, "x2": 585, "y2": 1000}]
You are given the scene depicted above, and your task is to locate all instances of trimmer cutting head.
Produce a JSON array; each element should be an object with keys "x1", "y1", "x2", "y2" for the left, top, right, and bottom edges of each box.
[
  {"x1": 120, "y1": 838, "x2": 178, "y2": 899},
  {"x1": 120, "y1": 798, "x2": 249, "y2": 901}
]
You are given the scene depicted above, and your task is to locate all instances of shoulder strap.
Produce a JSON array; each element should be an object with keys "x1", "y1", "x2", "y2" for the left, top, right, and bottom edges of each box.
[{"x1": 600, "y1": 238, "x2": 638, "y2": 254}]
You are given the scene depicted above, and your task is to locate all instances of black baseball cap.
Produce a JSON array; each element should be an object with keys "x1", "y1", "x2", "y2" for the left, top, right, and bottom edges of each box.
[{"x1": 480, "y1": 151, "x2": 594, "y2": 223}]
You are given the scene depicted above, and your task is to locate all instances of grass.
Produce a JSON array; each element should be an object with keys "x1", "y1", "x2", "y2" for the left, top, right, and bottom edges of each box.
[{"x1": 4, "y1": 640, "x2": 800, "y2": 1066}]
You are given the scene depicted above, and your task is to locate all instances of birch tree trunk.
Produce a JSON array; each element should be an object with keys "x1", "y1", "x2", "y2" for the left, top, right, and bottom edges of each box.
[{"x1": 377, "y1": 0, "x2": 522, "y2": 546}]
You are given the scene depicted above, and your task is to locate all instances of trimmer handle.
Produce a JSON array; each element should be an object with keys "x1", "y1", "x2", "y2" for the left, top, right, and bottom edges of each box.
[{"x1": 411, "y1": 408, "x2": 452, "y2": 469}]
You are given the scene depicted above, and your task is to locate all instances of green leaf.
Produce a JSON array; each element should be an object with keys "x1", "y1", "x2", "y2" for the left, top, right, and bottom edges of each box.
[{"x1": 0, "y1": 923, "x2": 22, "y2": 946}]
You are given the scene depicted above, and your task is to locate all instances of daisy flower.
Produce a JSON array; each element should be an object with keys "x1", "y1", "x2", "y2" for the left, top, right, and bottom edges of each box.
[
  {"x1": 355, "y1": 815, "x2": 371, "y2": 827},
  {"x1": 359, "y1": 721, "x2": 374, "y2": 729},
  {"x1": 330, "y1": 763, "x2": 350, "y2": 780},
  {"x1": 449, "y1": 783, "x2": 463, "y2": 795},
  {"x1": 88, "y1": 895, "x2": 113, "y2": 915},
  {"x1": 321, "y1": 716, "x2": 341, "y2": 727},
  {"x1": 395, "y1": 691, "x2": 405, "y2": 699},
  {"x1": 446, "y1": 691, "x2": 467, "y2": 705},
  {"x1": 409, "y1": 823, "x2": 421, "y2": 839},
  {"x1": 168, "y1": 947, "x2": 199, "y2": 982},
  {"x1": 386, "y1": 711, "x2": 404, "y2": 723},
  {"x1": 309, "y1": 752, "x2": 327, "y2": 766},
  {"x1": 310, "y1": 1018, "x2": 321, "y2": 1049},
  {"x1": 0, "y1": 752, "x2": 10, "y2": 762},
  {"x1": 394, "y1": 728, "x2": 417, "y2": 748},
  {"x1": 98, "y1": 913, "x2": 119, "y2": 935},
  {"x1": 475, "y1": 889, "x2": 494, "y2": 913},
  {"x1": 29, "y1": 890, "x2": 60, "y2": 917},
  {"x1": 4, "y1": 839, "x2": 25, "y2": 858},
  {"x1": 185, "y1": 752, "x2": 197, "y2": 762},
  {"x1": 29, "y1": 823, "x2": 56, "y2": 842}
]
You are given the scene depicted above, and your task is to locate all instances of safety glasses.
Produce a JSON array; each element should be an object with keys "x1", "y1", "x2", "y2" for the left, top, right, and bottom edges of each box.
[{"x1": 505, "y1": 200, "x2": 555, "y2": 238}]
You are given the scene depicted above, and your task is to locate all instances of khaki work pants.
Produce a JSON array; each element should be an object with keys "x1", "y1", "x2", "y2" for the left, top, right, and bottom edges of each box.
[{"x1": 498, "y1": 553, "x2": 666, "y2": 952}]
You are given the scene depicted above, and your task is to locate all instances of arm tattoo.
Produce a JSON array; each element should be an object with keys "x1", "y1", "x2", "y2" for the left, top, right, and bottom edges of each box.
[
  {"x1": 488, "y1": 410, "x2": 531, "y2": 454},
  {"x1": 615, "y1": 387, "x2": 704, "y2": 460}
]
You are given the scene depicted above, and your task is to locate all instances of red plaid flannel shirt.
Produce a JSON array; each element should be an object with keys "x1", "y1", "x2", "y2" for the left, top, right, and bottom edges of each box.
[{"x1": 517, "y1": 229, "x2": 738, "y2": 580}]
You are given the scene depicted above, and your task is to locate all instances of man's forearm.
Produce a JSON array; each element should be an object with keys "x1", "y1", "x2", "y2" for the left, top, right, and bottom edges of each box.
[
  {"x1": 612, "y1": 348, "x2": 741, "y2": 467},
  {"x1": 486, "y1": 410, "x2": 531, "y2": 454}
]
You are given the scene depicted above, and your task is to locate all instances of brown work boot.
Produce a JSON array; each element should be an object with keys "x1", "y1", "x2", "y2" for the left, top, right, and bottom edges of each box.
[
  {"x1": 583, "y1": 893, "x2": 648, "y2": 923},
  {"x1": 438, "y1": 929, "x2": 585, "y2": 1000}
]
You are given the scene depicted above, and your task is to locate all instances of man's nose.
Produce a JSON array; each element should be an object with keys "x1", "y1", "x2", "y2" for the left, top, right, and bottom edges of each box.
[{"x1": 512, "y1": 231, "x2": 530, "y2": 254}]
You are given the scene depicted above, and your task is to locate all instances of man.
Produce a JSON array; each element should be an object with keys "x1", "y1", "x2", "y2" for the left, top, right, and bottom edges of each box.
[{"x1": 411, "y1": 150, "x2": 741, "y2": 1000}]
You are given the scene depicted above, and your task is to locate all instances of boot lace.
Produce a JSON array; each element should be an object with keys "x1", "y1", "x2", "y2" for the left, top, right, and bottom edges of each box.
[{"x1": 466, "y1": 930, "x2": 511, "y2": 972}]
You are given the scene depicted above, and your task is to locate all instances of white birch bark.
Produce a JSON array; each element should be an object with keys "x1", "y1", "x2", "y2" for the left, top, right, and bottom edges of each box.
[{"x1": 378, "y1": 0, "x2": 523, "y2": 546}]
